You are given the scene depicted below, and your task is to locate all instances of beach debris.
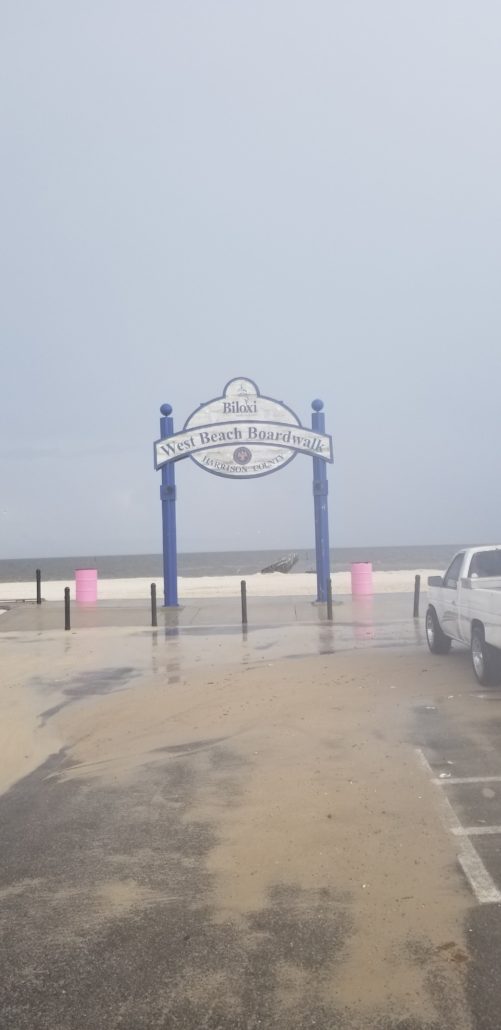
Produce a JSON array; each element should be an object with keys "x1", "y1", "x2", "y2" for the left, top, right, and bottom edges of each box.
[
  {"x1": 439, "y1": 772, "x2": 451, "y2": 779},
  {"x1": 261, "y1": 553, "x2": 299, "y2": 574}
]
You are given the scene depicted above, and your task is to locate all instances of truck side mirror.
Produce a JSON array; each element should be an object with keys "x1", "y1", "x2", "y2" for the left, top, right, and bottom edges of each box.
[{"x1": 428, "y1": 575, "x2": 443, "y2": 587}]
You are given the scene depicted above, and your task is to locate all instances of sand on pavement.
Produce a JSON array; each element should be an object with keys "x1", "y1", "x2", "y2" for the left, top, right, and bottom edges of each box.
[{"x1": 0, "y1": 623, "x2": 476, "y2": 1029}]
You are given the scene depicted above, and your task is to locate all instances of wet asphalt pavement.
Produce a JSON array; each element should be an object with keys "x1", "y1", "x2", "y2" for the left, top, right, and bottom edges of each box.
[
  {"x1": 0, "y1": 749, "x2": 355, "y2": 1030},
  {"x1": 412, "y1": 659, "x2": 501, "y2": 1030},
  {"x1": 2, "y1": 604, "x2": 501, "y2": 1028},
  {"x1": 0, "y1": 736, "x2": 473, "y2": 1030}
]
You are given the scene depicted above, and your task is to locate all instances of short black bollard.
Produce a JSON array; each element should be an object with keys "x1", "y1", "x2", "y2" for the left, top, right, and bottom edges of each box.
[
  {"x1": 151, "y1": 582, "x2": 158, "y2": 627},
  {"x1": 36, "y1": 568, "x2": 42, "y2": 605},
  {"x1": 64, "y1": 587, "x2": 71, "y2": 631},
  {"x1": 413, "y1": 574, "x2": 421, "y2": 618},
  {"x1": 326, "y1": 576, "x2": 333, "y2": 621},
  {"x1": 241, "y1": 579, "x2": 248, "y2": 626}
]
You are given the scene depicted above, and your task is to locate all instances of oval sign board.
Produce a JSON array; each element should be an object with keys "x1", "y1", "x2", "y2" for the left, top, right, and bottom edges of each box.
[
  {"x1": 154, "y1": 377, "x2": 333, "y2": 478},
  {"x1": 185, "y1": 378, "x2": 300, "y2": 478}
]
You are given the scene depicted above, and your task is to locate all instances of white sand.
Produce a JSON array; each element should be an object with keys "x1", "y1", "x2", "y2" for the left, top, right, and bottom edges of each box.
[{"x1": 0, "y1": 569, "x2": 441, "y2": 602}]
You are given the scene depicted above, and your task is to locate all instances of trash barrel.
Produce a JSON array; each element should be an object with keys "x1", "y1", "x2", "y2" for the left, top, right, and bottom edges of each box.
[
  {"x1": 350, "y1": 562, "x2": 373, "y2": 597},
  {"x1": 75, "y1": 568, "x2": 98, "y2": 604}
]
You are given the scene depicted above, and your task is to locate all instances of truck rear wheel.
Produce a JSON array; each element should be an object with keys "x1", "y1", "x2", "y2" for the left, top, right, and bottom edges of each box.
[
  {"x1": 471, "y1": 626, "x2": 501, "y2": 686},
  {"x1": 425, "y1": 606, "x2": 451, "y2": 655}
]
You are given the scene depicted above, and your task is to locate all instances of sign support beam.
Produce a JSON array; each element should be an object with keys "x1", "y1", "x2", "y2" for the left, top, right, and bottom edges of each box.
[
  {"x1": 159, "y1": 404, "x2": 179, "y2": 607},
  {"x1": 312, "y1": 399, "x2": 331, "y2": 602}
]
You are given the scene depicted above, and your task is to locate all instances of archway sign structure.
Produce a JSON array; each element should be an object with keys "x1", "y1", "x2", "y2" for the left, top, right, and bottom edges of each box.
[{"x1": 154, "y1": 377, "x2": 334, "y2": 607}]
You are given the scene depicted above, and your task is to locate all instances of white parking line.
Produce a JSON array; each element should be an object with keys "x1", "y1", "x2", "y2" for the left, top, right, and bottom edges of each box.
[
  {"x1": 452, "y1": 826, "x2": 501, "y2": 837},
  {"x1": 416, "y1": 748, "x2": 501, "y2": 905},
  {"x1": 431, "y1": 775, "x2": 501, "y2": 786}
]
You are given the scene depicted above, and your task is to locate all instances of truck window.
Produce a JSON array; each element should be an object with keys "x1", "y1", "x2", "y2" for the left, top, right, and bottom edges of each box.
[
  {"x1": 468, "y1": 550, "x2": 501, "y2": 577},
  {"x1": 443, "y1": 553, "x2": 464, "y2": 589}
]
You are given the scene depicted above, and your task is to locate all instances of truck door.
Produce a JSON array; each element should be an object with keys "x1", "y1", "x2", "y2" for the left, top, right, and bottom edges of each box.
[
  {"x1": 458, "y1": 549, "x2": 501, "y2": 643},
  {"x1": 441, "y1": 552, "x2": 465, "y2": 640}
]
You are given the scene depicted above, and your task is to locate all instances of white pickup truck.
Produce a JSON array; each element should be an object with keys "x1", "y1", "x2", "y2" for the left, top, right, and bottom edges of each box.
[{"x1": 426, "y1": 546, "x2": 501, "y2": 685}]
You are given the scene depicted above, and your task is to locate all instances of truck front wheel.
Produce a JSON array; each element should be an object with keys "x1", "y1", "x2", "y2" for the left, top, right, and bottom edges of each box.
[
  {"x1": 426, "y1": 606, "x2": 451, "y2": 655},
  {"x1": 471, "y1": 626, "x2": 501, "y2": 686}
]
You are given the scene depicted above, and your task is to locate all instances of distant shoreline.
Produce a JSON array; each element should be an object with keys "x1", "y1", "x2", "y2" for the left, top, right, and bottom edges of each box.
[{"x1": 0, "y1": 544, "x2": 472, "y2": 583}]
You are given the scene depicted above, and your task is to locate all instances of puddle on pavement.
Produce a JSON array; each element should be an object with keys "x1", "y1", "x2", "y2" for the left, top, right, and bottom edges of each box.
[{"x1": 39, "y1": 666, "x2": 138, "y2": 722}]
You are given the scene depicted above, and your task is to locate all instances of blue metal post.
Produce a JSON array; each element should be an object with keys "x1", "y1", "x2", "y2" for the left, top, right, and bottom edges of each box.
[
  {"x1": 159, "y1": 404, "x2": 179, "y2": 607},
  {"x1": 312, "y1": 399, "x2": 331, "y2": 602}
]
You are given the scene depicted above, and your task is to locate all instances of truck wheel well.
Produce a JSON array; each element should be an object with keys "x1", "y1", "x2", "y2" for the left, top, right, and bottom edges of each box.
[{"x1": 471, "y1": 619, "x2": 485, "y2": 639}]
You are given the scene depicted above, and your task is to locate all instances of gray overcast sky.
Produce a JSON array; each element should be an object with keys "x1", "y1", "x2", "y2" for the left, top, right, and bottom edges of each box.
[{"x1": 1, "y1": 1, "x2": 500, "y2": 557}]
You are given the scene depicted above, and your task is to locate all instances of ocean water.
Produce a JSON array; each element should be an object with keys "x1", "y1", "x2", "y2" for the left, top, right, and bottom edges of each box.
[{"x1": 0, "y1": 544, "x2": 470, "y2": 583}]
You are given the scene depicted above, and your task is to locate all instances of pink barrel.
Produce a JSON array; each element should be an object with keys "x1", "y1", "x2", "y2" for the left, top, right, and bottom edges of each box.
[
  {"x1": 75, "y1": 568, "x2": 98, "y2": 604},
  {"x1": 350, "y1": 562, "x2": 373, "y2": 597}
]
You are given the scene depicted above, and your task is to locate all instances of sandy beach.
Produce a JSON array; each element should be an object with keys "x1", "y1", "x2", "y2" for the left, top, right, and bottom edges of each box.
[{"x1": 0, "y1": 568, "x2": 441, "y2": 603}]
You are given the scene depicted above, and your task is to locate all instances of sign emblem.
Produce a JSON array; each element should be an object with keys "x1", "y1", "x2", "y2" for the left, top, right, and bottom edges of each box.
[
  {"x1": 233, "y1": 446, "x2": 252, "y2": 465},
  {"x1": 154, "y1": 377, "x2": 333, "y2": 479}
]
